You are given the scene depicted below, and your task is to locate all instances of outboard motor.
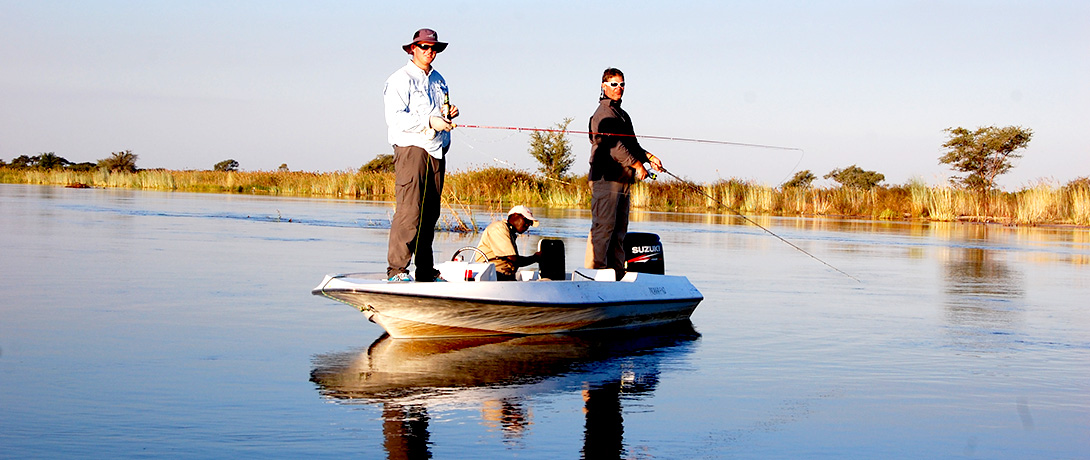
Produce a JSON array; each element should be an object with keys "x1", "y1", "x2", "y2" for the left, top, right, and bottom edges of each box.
[
  {"x1": 624, "y1": 232, "x2": 664, "y2": 274},
  {"x1": 537, "y1": 239, "x2": 566, "y2": 280}
]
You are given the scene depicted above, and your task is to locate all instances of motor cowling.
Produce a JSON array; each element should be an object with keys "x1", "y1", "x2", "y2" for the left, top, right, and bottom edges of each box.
[{"x1": 624, "y1": 232, "x2": 664, "y2": 274}]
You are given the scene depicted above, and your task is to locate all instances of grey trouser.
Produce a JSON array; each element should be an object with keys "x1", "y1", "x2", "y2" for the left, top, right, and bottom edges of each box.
[
  {"x1": 387, "y1": 145, "x2": 445, "y2": 279},
  {"x1": 589, "y1": 180, "x2": 631, "y2": 274}
]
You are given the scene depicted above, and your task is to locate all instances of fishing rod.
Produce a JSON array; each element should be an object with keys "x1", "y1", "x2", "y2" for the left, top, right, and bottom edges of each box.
[
  {"x1": 457, "y1": 124, "x2": 802, "y2": 152},
  {"x1": 657, "y1": 168, "x2": 861, "y2": 283},
  {"x1": 454, "y1": 123, "x2": 845, "y2": 278}
]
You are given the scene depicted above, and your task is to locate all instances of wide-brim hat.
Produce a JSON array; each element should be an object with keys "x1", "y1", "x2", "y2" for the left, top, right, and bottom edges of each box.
[
  {"x1": 402, "y1": 28, "x2": 448, "y2": 53},
  {"x1": 508, "y1": 205, "x2": 539, "y2": 227}
]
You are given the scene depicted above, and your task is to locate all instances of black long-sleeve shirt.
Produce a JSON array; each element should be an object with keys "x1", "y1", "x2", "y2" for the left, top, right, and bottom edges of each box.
[{"x1": 588, "y1": 97, "x2": 649, "y2": 183}]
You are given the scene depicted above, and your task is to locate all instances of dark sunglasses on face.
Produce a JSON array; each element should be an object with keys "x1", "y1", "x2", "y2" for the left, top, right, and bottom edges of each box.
[
  {"x1": 605, "y1": 82, "x2": 625, "y2": 88},
  {"x1": 415, "y1": 44, "x2": 436, "y2": 51}
]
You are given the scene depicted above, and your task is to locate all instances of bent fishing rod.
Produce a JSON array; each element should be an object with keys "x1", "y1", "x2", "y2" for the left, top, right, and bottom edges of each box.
[
  {"x1": 456, "y1": 124, "x2": 803, "y2": 152},
  {"x1": 657, "y1": 168, "x2": 861, "y2": 283}
]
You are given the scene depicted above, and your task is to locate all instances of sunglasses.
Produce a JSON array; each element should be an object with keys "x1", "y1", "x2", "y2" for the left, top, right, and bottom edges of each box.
[
  {"x1": 605, "y1": 81, "x2": 625, "y2": 88},
  {"x1": 415, "y1": 44, "x2": 437, "y2": 51}
]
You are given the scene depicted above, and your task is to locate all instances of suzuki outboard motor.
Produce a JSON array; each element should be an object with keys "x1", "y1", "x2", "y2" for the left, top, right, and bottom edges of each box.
[{"x1": 624, "y1": 232, "x2": 664, "y2": 274}]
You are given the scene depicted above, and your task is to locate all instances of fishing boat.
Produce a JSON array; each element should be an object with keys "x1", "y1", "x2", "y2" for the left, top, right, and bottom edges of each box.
[{"x1": 312, "y1": 233, "x2": 703, "y2": 338}]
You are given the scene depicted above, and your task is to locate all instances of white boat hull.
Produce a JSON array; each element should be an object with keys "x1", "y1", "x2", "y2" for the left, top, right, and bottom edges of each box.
[{"x1": 313, "y1": 266, "x2": 703, "y2": 338}]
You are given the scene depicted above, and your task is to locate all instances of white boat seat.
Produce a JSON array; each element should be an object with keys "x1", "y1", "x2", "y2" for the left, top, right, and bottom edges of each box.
[
  {"x1": 436, "y1": 261, "x2": 497, "y2": 282},
  {"x1": 516, "y1": 270, "x2": 540, "y2": 281},
  {"x1": 572, "y1": 268, "x2": 620, "y2": 282}
]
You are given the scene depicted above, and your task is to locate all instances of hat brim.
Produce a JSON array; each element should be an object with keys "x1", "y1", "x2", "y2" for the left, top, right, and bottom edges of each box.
[
  {"x1": 509, "y1": 211, "x2": 539, "y2": 227},
  {"x1": 402, "y1": 42, "x2": 448, "y2": 53}
]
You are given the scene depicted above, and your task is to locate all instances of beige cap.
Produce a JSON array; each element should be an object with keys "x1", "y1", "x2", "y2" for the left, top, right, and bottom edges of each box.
[{"x1": 508, "y1": 205, "x2": 539, "y2": 227}]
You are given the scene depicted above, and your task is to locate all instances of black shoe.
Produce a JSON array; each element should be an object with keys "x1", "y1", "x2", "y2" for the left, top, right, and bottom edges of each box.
[{"x1": 416, "y1": 269, "x2": 445, "y2": 282}]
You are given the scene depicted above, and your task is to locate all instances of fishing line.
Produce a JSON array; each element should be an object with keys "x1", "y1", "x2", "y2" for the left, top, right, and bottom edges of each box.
[
  {"x1": 778, "y1": 148, "x2": 808, "y2": 186},
  {"x1": 454, "y1": 125, "x2": 847, "y2": 279},
  {"x1": 454, "y1": 130, "x2": 574, "y2": 185},
  {"x1": 452, "y1": 129, "x2": 511, "y2": 165},
  {"x1": 458, "y1": 124, "x2": 803, "y2": 151},
  {"x1": 455, "y1": 124, "x2": 521, "y2": 145},
  {"x1": 459, "y1": 122, "x2": 805, "y2": 186},
  {"x1": 658, "y1": 168, "x2": 861, "y2": 283}
]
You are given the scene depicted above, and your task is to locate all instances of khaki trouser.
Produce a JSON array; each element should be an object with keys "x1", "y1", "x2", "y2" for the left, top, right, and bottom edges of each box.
[{"x1": 387, "y1": 145, "x2": 445, "y2": 279}]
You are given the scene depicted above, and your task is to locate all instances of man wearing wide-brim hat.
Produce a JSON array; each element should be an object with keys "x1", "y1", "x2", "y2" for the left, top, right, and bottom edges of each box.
[
  {"x1": 383, "y1": 28, "x2": 460, "y2": 282},
  {"x1": 401, "y1": 29, "x2": 448, "y2": 54}
]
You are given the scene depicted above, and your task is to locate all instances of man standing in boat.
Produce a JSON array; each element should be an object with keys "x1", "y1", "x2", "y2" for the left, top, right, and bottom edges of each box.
[
  {"x1": 587, "y1": 68, "x2": 663, "y2": 279},
  {"x1": 475, "y1": 205, "x2": 541, "y2": 281},
  {"x1": 383, "y1": 28, "x2": 459, "y2": 282}
]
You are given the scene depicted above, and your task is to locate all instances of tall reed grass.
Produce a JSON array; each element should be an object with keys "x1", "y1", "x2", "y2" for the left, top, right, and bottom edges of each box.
[
  {"x1": 1069, "y1": 183, "x2": 1090, "y2": 226},
  {"x1": 1014, "y1": 183, "x2": 1063, "y2": 225},
  {"x1": 4, "y1": 168, "x2": 397, "y2": 197},
  {"x1": 4, "y1": 167, "x2": 1089, "y2": 226}
]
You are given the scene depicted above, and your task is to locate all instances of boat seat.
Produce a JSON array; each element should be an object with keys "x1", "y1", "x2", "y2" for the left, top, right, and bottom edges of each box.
[
  {"x1": 516, "y1": 270, "x2": 540, "y2": 281},
  {"x1": 593, "y1": 269, "x2": 616, "y2": 281},
  {"x1": 436, "y1": 261, "x2": 497, "y2": 282},
  {"x1": 570, "y1": 268, "x2": 640, "y2": 282},
  {"x1": 573, "y1": 268, "x2": 619, "y2": 282}
]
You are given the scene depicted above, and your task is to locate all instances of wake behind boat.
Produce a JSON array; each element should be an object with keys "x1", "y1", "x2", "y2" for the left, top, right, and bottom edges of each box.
[{"x1": 312, "y1": 233, "x2": 703, "y2": 338}]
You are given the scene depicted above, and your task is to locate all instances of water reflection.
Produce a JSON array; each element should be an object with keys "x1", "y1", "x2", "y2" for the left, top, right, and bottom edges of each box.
[
  {"x1": 310, "y1": 323, "x2": 700, "y2": 459},
  {"x1": 940, "y1": 225, "x2": 1026, "y2": 352}
]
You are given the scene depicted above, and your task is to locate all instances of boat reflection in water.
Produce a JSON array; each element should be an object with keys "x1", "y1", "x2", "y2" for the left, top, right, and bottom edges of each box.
[{"x1": 310, "y1": 322, "x2": 701, "y2": 459}]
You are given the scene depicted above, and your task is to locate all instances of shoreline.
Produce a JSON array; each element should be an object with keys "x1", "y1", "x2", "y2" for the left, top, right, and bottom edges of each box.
[{"x1": 3, "y1": 167, "x2": 1089, "y2": 228}]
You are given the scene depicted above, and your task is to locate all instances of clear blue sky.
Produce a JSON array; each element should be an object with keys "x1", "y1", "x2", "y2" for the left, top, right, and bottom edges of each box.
[{"x1": 2, "y1": 0, "x2": 1087, "y2": 189}]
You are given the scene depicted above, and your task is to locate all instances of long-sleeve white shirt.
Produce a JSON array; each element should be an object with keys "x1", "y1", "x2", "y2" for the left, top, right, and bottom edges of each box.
[{"x1": 383, "y1": 60, "x2": 450, "y2": 158}]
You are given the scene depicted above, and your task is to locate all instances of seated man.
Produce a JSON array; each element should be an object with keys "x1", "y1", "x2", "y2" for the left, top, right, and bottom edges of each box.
[{"x1": 476, "y1": 205, "x2": 541, "y2": 281}]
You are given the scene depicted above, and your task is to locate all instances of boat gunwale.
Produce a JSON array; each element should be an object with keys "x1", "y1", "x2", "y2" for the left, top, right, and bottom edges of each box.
[{"x1": 314, "y1": 286, "x2": 704, "y2": 309}]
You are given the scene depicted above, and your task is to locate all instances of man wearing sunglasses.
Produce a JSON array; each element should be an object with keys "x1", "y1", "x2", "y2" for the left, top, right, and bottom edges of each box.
[
  {"x1": 586, "y1": 67, "x2": 664, "y2": 279},
  {"x1": 383, "y1": 28, "x2": 460, "y2": 282}
]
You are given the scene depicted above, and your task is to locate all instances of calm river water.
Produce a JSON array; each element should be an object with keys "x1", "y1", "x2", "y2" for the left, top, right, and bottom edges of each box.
[{"x1": 1, "y1": 183, "x2": 1088, "y2": 459}]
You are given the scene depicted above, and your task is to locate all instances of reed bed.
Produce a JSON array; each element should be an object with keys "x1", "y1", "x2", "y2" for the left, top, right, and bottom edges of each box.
[
  {"x1": 908, "y1": 179, "x2": 930, "y2": 218},
  {"x1": 4, "y1": 167, "x2": 1089, "y2": 226},
  {"x1": 926, "y1": 187, "x2": 961, "y2": 222},
  {"x1": 1014, "y1": 183, "x2": 1063, "y2": 225},
  {"x1": 5, "y1": 169, "x2": 398, "y2": 198},
  {"x1": 781, "y1": 187, "x2": 809, "y2": 215},
  {"x1": 1068, "y1": 183, "x2": 1090, "y2": 226}
]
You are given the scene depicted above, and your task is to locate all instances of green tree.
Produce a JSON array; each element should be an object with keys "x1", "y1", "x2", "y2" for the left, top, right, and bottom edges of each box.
[
  {"x1": 7, "y1": 153, "x2": 71, "y2": 169},
  {"x1": 940, "y1": 125, "x2": 1033, "y2": 193},
  {"x1": 68, "y1": 162, "x2": 97, "y2": 172},
  {"x1": 528, "y1": 117, "x2": 574, "y2": 180},
  {"x1": 782, "y1": 169, "x2": 816, "y2": 188},
  {"x1": 10, "y1": 155, "x2": 34, "y2": 169},
  {"x1": 360, "y1": 154, "x2": 394, "y2": 173},
  {"x1": 36, "y1": 152, "x2": 71, "y2": 170},
  {"x1": 214, "y1": 159, "x2": 239, "y2": 172},
  {"x1": 10, "y1": 155, "x2": 30, "y2": 169},
  {"x1": 97, "y1": 150, "x2": 139, "y2": 172},
  {"x1": 824, "y1": 165, "x2": 885, "y2": 189}
]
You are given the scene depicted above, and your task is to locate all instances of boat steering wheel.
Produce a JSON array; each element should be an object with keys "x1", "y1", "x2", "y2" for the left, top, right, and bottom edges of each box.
[{"x1": 451, "y1": 246, "x2": 489, "y2": 262}]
